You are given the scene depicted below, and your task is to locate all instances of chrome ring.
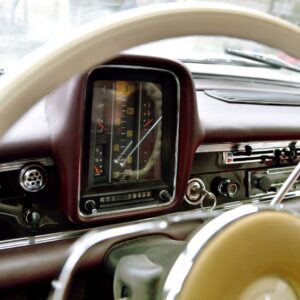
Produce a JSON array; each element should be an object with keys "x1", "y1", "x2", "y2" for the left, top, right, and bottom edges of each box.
[
  {"x1": 184, "y1": 178, "x2": 206, "y2": 205},
  {"x1": 19, "y1": 164, "x2": 47, "y2": 193},
  {"x1": 200, "y1": 192, "x2": 217, "y2": 212}
]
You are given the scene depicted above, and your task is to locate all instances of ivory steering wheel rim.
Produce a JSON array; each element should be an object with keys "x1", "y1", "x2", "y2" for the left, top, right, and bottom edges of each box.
[{"x1": 1, "y1": 3, "x2": 300, "y2": 137}]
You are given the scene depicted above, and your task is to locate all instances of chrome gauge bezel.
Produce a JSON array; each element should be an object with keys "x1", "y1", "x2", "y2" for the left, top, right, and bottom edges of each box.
[{"x1": 79, "y1": 65, "x2": 180, "y2": 218}]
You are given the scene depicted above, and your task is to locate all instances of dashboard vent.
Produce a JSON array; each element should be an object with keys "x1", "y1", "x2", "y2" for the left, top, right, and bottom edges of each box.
[
  {"x1": 205, "y1": 90, "x2": 300, "y2": 106},
  {"x1": 224, "y1": 144, "x2": 300, "y2": 165},
  {"x1": 19, "y1": 165, "x2": 47, "y2": 192}
]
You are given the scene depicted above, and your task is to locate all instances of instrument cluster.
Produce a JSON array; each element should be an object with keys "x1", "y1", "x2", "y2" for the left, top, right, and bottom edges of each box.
[
  {"x1": 90, "y1": 80, "x2": 162, "y2": 184},
  {"x1": 80, "y1": 66, "x2": 179, "y2": 217}
]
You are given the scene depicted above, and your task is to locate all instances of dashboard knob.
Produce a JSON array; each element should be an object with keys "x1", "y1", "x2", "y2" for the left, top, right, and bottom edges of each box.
[
  {"x1": 244, "y1": 145, "x2": 252, "y2": 156},
  {"x1": 218, "y1": 179, "x2": 240, "y2": 198},
  {"x1": 159, "y1": 190, "x2": 171, "y2": 202},
  {"x1": 284, "y1": 147, "x2": 297, "y2": 161},
  {"x1": 258, "y1": 176, "x2": 272, "y2": 192},
  {"x1": 25, "y1": 210, "x2": 41, "y2": 231},
  {"x1": 84, "y1": 200, "x2": 97, "y2": 214}
]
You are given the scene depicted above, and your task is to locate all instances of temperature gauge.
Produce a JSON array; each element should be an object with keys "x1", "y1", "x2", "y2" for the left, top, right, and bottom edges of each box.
[{"x1": 94, "y1": 81, "x2": 111, "y2": 135}]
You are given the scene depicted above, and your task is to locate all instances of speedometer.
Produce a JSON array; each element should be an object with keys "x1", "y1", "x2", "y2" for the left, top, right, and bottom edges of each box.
[{"x1": 90, "y1": 80, "x2": 162, "y2": 184}]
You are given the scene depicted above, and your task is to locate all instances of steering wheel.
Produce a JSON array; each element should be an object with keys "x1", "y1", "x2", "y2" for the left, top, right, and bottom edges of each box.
[
  {"x1": 1, "y1": 3, "x2": 300, "y2": 300},
  {"x1": 1, "y1": 3, "x2": 300, "y2": 136}
]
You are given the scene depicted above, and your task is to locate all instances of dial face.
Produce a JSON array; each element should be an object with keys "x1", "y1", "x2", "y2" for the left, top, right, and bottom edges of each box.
[{"x1": 89, "y1": 80, "x2": 162, "y2": 185}]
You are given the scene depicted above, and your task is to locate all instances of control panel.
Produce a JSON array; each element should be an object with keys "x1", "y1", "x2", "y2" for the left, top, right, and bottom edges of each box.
[
  {"x1": 186, "y1": 141, "x2": 300, "y2": 210},
  {"x1": 0, "y1": 158, "x2": 64, "y2": 238}
]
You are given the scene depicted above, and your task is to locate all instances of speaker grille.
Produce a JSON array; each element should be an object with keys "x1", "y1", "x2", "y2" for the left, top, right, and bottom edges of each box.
[{"x1": 19, "y1": 165, "x2": 47, "y2": 192}]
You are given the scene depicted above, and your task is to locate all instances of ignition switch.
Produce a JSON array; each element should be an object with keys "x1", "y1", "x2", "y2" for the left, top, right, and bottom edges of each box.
[{"x1": 184, "y1": 178, "x2": 217, "y2": 211}]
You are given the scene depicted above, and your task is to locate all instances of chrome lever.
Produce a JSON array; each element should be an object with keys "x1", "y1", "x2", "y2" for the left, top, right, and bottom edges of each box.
[{"x1": 270, "y1": 161, "x2": 300, "y2": 206}]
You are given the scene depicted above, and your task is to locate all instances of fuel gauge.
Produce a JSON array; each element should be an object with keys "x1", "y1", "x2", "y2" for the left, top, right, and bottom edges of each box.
[
  {"x1": 96, "y1": 101, "x2": 106, "y2": 134},
  {"x1": 93, "y1": 145, "x2": 104, "y2": 177}
]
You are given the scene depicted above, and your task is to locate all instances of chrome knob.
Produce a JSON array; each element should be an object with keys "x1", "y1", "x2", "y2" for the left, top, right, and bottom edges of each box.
[{"x1": 19, "y1": 165, "x2": 47, "y2": 192}]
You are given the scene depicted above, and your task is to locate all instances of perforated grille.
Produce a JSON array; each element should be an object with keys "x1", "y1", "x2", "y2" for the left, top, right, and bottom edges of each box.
[{"x1": 19, "y1": 165, "x2": 47, "y2": 192}]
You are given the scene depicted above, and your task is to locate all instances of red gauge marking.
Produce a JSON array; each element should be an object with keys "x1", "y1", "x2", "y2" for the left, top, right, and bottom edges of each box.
[
  {"x1": 97, "y1": 122, "x2": 105, "y2": 129},
  {"x1": 144, "y1": 119, "x2": 153, "y2": 128},
  {"x1": 94, "y1": 166, "x2": 102, "y2": 175}
]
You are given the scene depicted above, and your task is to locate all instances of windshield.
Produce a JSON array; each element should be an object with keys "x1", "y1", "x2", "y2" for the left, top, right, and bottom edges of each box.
[{"x1": 1, "y1": 0, "x2": 300, "y2": 69}]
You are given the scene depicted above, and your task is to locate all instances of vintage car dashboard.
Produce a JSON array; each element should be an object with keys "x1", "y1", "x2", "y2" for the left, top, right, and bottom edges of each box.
[
  {"x1": 1, "y1": 54, "x2": 300, "y2": 240},
  {"x1": 1, "y1": 54, "x2": 300, "y2": 294}
]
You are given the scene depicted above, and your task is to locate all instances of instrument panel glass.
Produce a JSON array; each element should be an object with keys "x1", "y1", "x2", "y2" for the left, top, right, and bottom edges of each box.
[{"x1": 89, "y1": 80, "x2": 162, "y2": 185}]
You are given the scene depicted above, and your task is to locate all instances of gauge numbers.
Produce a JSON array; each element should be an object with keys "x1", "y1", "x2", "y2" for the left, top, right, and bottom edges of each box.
[{"x1": 90, "y1": 80, "x2": 162, "y2": 184}]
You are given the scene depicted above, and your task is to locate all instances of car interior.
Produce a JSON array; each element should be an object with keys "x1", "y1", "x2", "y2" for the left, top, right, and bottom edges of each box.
[{"x1": 1, "y1": 2, "x2": 300, "y2": 300}]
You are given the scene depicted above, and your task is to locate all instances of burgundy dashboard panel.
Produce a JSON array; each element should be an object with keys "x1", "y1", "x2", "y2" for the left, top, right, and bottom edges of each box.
[{"x1": 45, "y1": 55, "x2": 203, "y2": 225}]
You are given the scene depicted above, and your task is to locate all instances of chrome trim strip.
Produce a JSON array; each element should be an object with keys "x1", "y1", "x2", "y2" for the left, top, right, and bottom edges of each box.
[
  {"x1": 0, "y1": 157, "x2": 54, "y2": 173},
  {"x1": 197, "y1": 140, "x2": 300, "y2": 153},
  {"x1": 224, "y1": 158, "x2": 273, "y2": 165},
  {"x1": 80, "y1": 65, "x2": 180, "y2": 219},
  {"x1": 215, "y1": 190, "x2": 300, "y2": 211},
  {"x1": 0, "y1": 230, "x2": 84, "y2": 251},
  {"x1": 0, "y1": 190, "x2": 297, "y2": 252},
  {"x1": 268, "y1": 166, "x2": 295, "y2": 174},
  {"x1": 0, "y1": 208, "x2": 219, "y2": 252}
]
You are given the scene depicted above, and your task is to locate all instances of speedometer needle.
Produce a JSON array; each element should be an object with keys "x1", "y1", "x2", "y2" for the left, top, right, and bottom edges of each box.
[
  {"x1": 114, "y1": 140, "x2": 133, "y2": 166},
  {"x1": 124, "y1": 116, "x2": 162, "y2": 162},
  {"x1": 144, "y1": 118, "x2": 153, "y2": 128}
]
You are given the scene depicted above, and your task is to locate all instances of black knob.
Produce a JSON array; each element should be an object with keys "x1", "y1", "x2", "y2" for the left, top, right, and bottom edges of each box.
[
  {"x1": 84, "y1": 200, "x2": 97, "y2": 213},
  {"x1": 159, "y1": 190, "x2": 171, "y2": 202},
  {"x1": 218, "y1": 179, "x2": 240, "y2": 198},
  {"x1": 284, "y1": 147, "x2": 297, "y2": 161},
  {"x1": 258, "y1": 176, "x2": 272, "y2": 192},
  {"x1": 245, "y1": 145, "x2": 252, "y2": 156},
  {"x1": 25, "y1": 210, "x2": 41, "y2": 231},
  {"x1": 274, "y1": 149, "x2": 283, "y2": 159}
]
